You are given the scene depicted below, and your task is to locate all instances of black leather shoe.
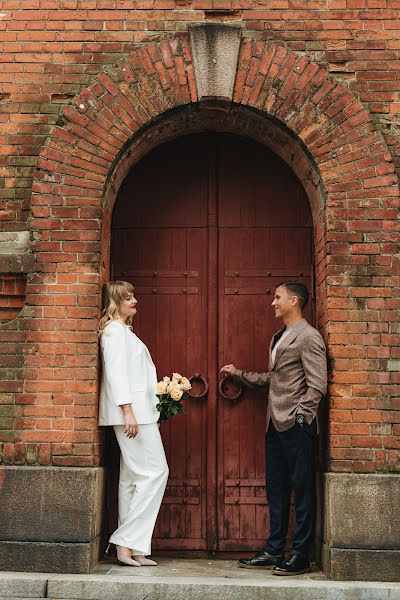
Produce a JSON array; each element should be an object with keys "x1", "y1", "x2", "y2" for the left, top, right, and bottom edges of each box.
[
  {"x1": 238, "y1": 550, "x2": 283, "y2": 569},
  {"x1": 272, "y1": 554, "x2": 311, "y2": 576}
]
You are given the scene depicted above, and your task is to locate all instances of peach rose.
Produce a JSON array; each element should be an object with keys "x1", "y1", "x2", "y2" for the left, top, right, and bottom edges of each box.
[
  {"x1": 170, "y1": 388, "x2": 183, "y2": 401},
  {"x1": 156, "y1": 381, "x2": 168, "y2": 395},
  {"x1": 180, "y1": 377, "x2": 191, "y2": 391}
]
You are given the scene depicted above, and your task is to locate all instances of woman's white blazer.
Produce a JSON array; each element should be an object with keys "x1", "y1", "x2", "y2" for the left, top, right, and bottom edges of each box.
[{"x1": 98, "y1": 320, "x2": 159, "y2": 426}]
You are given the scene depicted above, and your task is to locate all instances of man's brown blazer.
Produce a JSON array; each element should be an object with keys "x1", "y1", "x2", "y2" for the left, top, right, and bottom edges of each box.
[{"x1": 236, "y1": 318, "x2": 327, "y2": 432}]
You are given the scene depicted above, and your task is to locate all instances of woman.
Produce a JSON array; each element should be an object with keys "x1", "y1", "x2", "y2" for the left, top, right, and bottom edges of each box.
[{"x1": 98, "y1": 280, "x2": 169, "y2": 567}]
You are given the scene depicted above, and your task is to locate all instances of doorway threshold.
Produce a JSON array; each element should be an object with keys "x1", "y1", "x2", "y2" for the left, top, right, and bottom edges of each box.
[{"x1": 95, "y1": 556, "x2": 326, "y2": 580}]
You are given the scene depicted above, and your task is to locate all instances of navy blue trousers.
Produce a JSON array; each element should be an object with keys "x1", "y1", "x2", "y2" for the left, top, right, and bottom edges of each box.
[{"x1": 264, "y1": 419, "x2": 317, "y2": 559}]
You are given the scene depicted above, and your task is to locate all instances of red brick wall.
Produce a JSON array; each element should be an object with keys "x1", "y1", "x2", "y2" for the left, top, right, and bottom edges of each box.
[
  {"x1": 2, "y1": 1, "x2": 400, "y2": 232},
  {"x1": 0, "y1": 3, "x2": 399, "y2": 472}
]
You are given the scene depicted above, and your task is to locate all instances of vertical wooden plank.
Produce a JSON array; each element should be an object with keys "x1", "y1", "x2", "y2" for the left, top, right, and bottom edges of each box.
[
  {"x1": 217, "y1": 136, "x2": 242, "y2": 228},
  {"x1": 205, "y1": 135, "x2": 218, "y2": 552},
  {"x1": 185, "y1": 228, "x2": 206, "y2": 540},
  {"x1": 238, "y1": 291, "x2": 256, "y2": 541},
  {"x1": 169, "y1": 230, "x2": 188, "y2": 537}
]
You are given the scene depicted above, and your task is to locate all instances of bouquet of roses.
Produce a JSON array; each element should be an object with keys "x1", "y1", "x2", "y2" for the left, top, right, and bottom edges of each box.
[{"x1": 156, "y1": 373, "x2": 191, "y2": 422}]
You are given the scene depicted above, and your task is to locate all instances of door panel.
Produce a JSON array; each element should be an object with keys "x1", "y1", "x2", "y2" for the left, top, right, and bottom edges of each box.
[
  {"x1": 111, "y1": 138, "x2": 211, "y2": 550},
  {"x1": 112, "y1": 228, "x2": 209, "y2": 550},
  {"x1": 217, "y1": 136, "x2": 312, "y2": 550},
  {"x1": 113, "y1": 139, "x2": 208, "y2": 229},
  {"x1": 110, "y1": 133, "x2": 313, "y2": 553},
  {"x1": 218, "y1": 255, "x2": 312, "y2": 550}
]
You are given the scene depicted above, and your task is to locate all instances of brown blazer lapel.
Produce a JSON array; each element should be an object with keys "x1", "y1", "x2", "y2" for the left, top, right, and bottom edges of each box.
[
  {"x1": 268, "y1": 327, "x2": 285, "y2": 370},
  {"x1": 271, "y1": 318, "x2": 308, "y2": 370}
]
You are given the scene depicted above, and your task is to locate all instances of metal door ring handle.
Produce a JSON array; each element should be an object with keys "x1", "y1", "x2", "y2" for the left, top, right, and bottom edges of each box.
[
  {"x1": 187, "y1": 373, "x2": 209, "y2": 399},
  {"x1": 219, "y1": 376, "x2": 243, "y2": 402}
]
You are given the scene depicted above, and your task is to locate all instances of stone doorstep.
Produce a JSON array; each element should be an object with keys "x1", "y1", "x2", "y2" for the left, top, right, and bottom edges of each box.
[
  {"x1": 0, "y1": 573, "x2": 49, "y2": 598},
  {"x1": 47, "y1": 576, "x2": 400, "y2": 600},
  {"x1": 1, "y1": 563, "x2": 400, "y2": 600}
]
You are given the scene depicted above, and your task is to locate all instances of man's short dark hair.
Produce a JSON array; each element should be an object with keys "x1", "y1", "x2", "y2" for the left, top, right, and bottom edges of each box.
[{"x1": 277, "y1": 281, "x2": 309, "y2": 310}]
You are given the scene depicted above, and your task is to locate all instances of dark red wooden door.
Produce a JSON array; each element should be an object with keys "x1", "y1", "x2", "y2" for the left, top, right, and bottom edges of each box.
[
  {"x1": 216, "y1": 137, "x2": 313, "y2": 550},
  {"x1": 110, "y1": 133, "x2": 313, "y2": 553}
]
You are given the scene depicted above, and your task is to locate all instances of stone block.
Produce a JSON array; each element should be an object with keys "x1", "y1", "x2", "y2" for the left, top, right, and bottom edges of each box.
[
  {"x1": 0, "y1": 538, "x2": 101, "y2": 575},
  {"x1": 0, "y1": 467, "x2": 105, "y2": 543},
  {"x1": 189, "y1": 24, "x2": 241, "y2": 101},
  {"x1": 323, "y1": 473, "x2": 400, "y2": 548},
  {"x1": 321, "y1": 473, "x2": 400, "y2": 582},
  {"x1": 330, "y1": 549, "x2": 400, "y2": 582},
  {"x1": 0, "y1": 231, "x2": 32, "y2": 275},
  {"x1": 0, "y1": 232, "x2": 29, "y2": 255},
  {"x1": 0, "y1": 572, "x2": 49, "y2": 597}
]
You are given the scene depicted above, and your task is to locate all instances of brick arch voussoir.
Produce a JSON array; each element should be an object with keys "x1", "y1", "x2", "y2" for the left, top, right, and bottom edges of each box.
[
  {"x1": 32, "y1": 35, "x2": 196, "y2": 220},
  {"x1": 28, "y1": 33, "x2": 198, "y2": 317},
  {"x1": 234, "y1": 38, "x2": 399, "y2": 202}
]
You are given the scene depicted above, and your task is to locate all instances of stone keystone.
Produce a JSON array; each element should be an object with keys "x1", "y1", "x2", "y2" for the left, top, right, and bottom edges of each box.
[{"x1": 189, "y1": 24, "x2": 241, "y2": 101}]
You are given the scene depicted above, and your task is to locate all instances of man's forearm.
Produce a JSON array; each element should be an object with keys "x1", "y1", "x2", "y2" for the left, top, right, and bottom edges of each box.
[{"x1": 235, "y1": 369, "x2": 270, "y2": 388}]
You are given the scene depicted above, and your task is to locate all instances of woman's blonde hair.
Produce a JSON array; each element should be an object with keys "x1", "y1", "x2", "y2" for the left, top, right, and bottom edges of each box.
[{"x1": 98, "y1": 280, "x2": 135, "y2": 335}]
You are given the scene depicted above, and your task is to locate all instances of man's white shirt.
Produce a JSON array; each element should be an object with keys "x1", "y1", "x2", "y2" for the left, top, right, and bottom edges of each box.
[{"x1": 271, "y1": 326, "x2": 293, "y2": 366}]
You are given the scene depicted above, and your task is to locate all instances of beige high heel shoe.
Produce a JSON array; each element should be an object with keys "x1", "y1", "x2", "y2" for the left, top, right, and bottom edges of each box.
[
  {"x1": 132, "y1": 555, "x2": 157, "y2": 566},
  {"x1": 105, "y1": 544, "x2": 141, "y2": 567},
  {"x1": 117, "y1": 546, "x2": 141, "y2": 566}
]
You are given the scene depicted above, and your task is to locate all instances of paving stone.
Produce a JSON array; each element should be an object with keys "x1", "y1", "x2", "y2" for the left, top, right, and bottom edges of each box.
[
  {"x1": 2, "y1": 560, "x2": 400, "y2": 600},
  {"x1": 47, "y1": 575, "x2": 400, "y2": 600},
  {"x1": 0, "y1": 573, "x2": 50, "y2": 598}
]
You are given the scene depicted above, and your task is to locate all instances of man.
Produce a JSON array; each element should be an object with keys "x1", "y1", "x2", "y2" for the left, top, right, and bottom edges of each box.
[{"x1": 221, "y1": 282, "x2": 327, "y2": 576}]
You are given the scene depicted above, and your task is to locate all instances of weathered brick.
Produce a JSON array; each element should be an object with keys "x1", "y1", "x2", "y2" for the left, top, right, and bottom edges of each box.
[{"x1": 0, "y1": 13, "x2": 399, "y2": 476}]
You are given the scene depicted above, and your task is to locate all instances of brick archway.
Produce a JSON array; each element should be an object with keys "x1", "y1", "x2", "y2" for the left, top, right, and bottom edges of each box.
[{"x1": 27, "y1": 29, "x2": 399, "y2": 472}]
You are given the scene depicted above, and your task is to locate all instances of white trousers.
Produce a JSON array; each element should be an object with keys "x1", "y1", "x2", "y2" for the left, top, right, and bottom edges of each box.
[{"x1": 109, "y1": 423, "x2": 169, "y2": 555}]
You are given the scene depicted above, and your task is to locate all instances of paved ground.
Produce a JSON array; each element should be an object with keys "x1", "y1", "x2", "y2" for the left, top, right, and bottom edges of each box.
[
  {"x1": 96, "y1": 556, "x2": 327, "y2": 580},
  {"x1": 95, "y1": 558, "x2": 326, "y2": 582}
]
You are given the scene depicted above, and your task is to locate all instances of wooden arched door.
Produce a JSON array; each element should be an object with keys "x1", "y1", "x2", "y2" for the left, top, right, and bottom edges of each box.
[{"x1": 110, "y1": 133, "x2": 314, "y2": 553}]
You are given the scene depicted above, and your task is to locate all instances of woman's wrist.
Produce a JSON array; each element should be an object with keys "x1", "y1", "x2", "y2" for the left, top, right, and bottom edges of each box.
[{"x1": 121, "y1": 403, "x2": 133, "y2": 414}]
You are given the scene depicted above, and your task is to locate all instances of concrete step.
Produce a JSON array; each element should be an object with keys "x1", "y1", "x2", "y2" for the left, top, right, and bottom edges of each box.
[
  {"x1": 0, "y1": 573, "x2": 48, "y2": 598},
  {"x1": 1, "y1": 560, "x2": 400, "y2": 600}
]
